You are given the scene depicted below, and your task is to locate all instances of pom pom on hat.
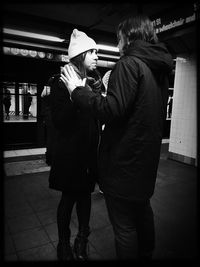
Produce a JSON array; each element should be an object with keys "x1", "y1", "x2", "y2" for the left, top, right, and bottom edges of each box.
[{"x1": 68, "y1": 29, "x2": 98, "y2": 59}]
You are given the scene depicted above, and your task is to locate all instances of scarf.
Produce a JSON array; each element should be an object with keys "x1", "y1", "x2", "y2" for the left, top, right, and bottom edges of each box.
[{"x1": 66, "y1": 62, "x2": 103, "y2": 93}]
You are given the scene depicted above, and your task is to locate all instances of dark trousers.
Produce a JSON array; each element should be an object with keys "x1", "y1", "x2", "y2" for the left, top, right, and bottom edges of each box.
[
  {"x1": 4, "y1": 104, "x2": 10, "y2": 116},
  {"x1": 57, "y1": 192, "x2": 91, "y2": 243},
  {"x1": 104, "y1": 194, "x2": 155, "y2": 260}
]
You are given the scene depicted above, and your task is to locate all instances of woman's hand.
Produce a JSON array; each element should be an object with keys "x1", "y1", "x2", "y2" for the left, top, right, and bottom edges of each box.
[{"x1": 60, "y1": 65, "x2": 86, "y2": 96}]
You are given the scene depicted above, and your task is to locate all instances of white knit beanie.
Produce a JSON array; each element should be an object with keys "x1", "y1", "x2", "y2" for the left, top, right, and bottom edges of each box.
[{"x1": 68, "y1": 29, "x2": 98, "y2": 59}]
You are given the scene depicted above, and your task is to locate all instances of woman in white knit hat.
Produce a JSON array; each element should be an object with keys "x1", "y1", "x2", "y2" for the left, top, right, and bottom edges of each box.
[{"x1": 48, "y1": 29, "x2": 103, "y2": 261}]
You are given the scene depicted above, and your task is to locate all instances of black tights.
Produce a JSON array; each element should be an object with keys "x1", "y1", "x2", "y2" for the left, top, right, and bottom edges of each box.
[{"x1": 57, "y1": 192, "x2": 91, "y2": 243}]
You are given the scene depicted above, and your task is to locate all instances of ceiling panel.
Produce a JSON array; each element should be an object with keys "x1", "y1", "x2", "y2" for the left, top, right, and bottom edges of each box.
[
  {"x1": 3, "y1": 3, "x2": 170, "y2": 35},
  {"x1": 2, "y1": 2, "x2": 197, "y2": 55}
]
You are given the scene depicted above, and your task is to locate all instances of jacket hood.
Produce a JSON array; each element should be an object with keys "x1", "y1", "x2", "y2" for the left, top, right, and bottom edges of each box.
[{"x1": 125, "y1": 40, "x2": 173, "y2": 73}]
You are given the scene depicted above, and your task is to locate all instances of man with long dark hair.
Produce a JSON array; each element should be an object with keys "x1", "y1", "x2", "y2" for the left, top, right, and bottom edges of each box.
[{"x1": 62, "y1": 15, "x2": 173, "y2": 260}]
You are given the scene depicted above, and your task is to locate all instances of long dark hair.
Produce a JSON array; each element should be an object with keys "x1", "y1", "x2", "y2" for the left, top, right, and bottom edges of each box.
[
  {"x1": 70, "y1": 52, "x2": 87, "y2": 78},
  {"x1": 117, "y1": 15, "x2": 158, "y2": 53},
  {"x1": 70, "y1": 50, "x2": 102, "y2": 92}
]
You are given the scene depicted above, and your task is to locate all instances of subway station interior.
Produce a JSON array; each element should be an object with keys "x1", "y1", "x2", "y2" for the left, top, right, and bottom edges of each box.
[{"x1": 2, "y1": 2, "x2": 199, "y2": 262}]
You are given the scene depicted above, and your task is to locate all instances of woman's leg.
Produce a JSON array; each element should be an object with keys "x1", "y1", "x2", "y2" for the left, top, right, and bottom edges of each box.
[
  {"x1": 57, "y1": 192, "x2": 76, "y2": 260},
  {"x1": 76, "y1": 192, "x2": 91, "y2": 232},
  {"x1": 74, "y1": 192, "x2": 91, "y2": 260}
]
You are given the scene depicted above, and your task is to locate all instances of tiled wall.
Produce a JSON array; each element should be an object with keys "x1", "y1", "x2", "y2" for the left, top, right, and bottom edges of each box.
[{"x1": 168, "y1": 54, "x2": 197, "y2": 165}]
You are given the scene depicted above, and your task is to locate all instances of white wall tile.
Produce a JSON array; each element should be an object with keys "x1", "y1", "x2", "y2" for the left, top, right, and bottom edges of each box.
[{"x1": 169, "y1": 54, "x2": 197, "y2": 160}]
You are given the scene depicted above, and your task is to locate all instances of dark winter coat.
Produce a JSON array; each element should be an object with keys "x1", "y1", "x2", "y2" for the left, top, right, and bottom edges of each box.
[
  {"x1": 71, "y1": 40, "x2": 173, "y2": 201},
  {"x1": 48, "y1": 67, "x2": 102, "y2": 193}
]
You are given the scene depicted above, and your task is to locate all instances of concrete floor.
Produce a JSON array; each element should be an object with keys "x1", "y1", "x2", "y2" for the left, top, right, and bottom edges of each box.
[{"x1": 3, "y1": 145, "x2": 198, "y2": 262}]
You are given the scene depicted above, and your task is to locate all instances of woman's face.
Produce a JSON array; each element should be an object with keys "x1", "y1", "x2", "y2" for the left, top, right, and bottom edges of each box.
[
  {"x1": 117, "y1": 30, "x2": 126, "y2": 56},
  {"x1": 84, "y1": 49, "x2": 98, "y2": 71}
]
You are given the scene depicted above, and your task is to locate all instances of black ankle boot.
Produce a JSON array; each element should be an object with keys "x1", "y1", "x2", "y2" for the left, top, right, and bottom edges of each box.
[
  {"x1": 73, "y1": 228, "x2": 90, "y2": 261},
  {"x1": 57, "y1": 242, "x2": 74, "y2": 261}
]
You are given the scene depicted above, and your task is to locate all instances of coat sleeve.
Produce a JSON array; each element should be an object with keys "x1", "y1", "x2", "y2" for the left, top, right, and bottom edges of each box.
[
  {"x1": 71, "y1": 59, "x2": 139, "y2": 124},
  {"x1": 50, "y1": 78, "x2": 78, "y2": 130}
]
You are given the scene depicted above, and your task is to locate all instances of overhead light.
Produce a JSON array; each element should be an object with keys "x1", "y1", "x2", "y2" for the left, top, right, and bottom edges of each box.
[
  {"x1": 3, "y1": 28, "x2": 119, "y2": 53},
  {"x1": 3, "y1": 28, "x2": 65, "y2": 42},
  {"x1": 3, "y1": 38, "x2": 67, "y2": 53},
  {"x1": 97, "y1": 44, "x2": 119, "y2": 53},
  {"x1": 98, "y1": 53, "x2": 120, "y2": 60}
]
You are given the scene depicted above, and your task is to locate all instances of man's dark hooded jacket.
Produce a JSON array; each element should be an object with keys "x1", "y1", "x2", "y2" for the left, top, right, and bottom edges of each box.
[{"x1": 72, "y1": 40, "x2": 173, "y2": 201}]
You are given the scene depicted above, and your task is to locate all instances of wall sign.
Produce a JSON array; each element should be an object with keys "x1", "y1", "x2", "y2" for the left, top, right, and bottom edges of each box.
[
  {"x1": 152, "y1": 3, "x2": 197, "y2": 34},
  {"x1": 3, "y1": 46, "x2": 69, "y2": 63}
]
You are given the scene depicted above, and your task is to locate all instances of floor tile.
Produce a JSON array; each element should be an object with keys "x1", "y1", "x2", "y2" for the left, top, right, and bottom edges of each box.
[
  {"x1": 4, "y1": 253, "x2": 18, "y2": 261},
  {"x1": 29, "y1": 197, "x2": 59, "y2": 213},
  {"x1": 4, "y1": 233, "x2": 16, "y2": 255},
  {"x1": 3, "y1": 145, "x2": 197, "y2": 261},
  {"x1": 89, "y1": 225, "x2": 116, "y2": 260},
  {"x1": 4, "y1": 159, "x2": 50, "y2": 176},
  {"x1": 43, "y1": 223, "x2": 58, "y2": 243},
  {"x1": 36, "y1": 209, "x2": 57, "y2": 226},
  {"x1": 4, "y1": 199, "x2": 34, "y2": 219},
  {"x1": 44, "y1": 220, "x2": 78, "y2": 243},
  {"x1": 17, "y1": 242, "x2": 56, "y2": 261},
  {"x1": 7, "y1": 213, "x2": 41, "y2": 234},
  {"x1": 90, "y1": 195, "x2": 111, "y2": 230},
  {"x1": 12, "y1": 227, "x2": 50, "y2": 251}
]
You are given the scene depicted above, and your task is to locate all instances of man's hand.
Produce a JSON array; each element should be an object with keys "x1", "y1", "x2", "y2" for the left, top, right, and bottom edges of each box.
[{"x1": 60, "y1": 65, "x2": 86, "y2": 96}]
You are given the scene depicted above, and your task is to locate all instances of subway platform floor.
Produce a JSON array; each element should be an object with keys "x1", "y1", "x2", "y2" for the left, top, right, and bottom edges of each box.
[{"x1": 3, "y1": 144, "x2": 198, "y2": 262}]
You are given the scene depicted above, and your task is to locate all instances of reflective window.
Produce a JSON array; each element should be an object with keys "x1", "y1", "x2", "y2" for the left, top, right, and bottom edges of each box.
[{"x1": 2, "y1": 82, "x2": 37, "y2": 122}]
